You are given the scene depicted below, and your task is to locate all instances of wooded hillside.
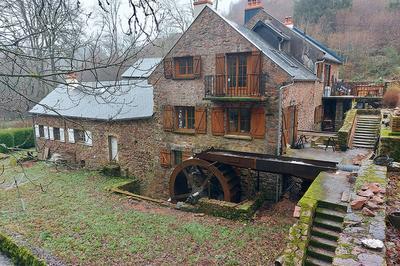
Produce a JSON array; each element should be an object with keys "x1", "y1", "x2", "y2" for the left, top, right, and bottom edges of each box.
[{"x1": 226, "y1": 0, "x2": 400, "y2": 81}]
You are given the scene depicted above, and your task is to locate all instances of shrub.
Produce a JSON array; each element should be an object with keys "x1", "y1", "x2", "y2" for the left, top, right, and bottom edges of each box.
[
  {"x1": 383, "y1": 89, "x2": 400, "y2": 108},
  {"x1": 0, "y1": 128, "x2": 35, "y2": 153}
]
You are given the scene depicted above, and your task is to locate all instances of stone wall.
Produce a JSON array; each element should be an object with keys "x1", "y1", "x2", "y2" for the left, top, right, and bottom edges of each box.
[
  {"x1": 282, "y1": 81, "x2": 324, "y2": 131},
  {"x1": 338, "y1": 109, "x2": 357, "y2": 151},
  {"x1": 32, "y1": 115, "x2": 164, "y2": 197},
  {"x1": 149, "y1": 7, "x2": 322, "y2": 189}
]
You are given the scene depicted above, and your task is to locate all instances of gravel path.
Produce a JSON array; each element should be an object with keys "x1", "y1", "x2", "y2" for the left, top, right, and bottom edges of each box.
[{"x1": 0, "y1": 253, "x2": 13, "y2": 266}]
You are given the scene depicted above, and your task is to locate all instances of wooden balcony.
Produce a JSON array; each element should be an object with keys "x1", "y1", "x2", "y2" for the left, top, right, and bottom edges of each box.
[
  {"x1": 323, "y1": 82, "x2": 385, "y2": 98},
  {"x1": 204, "y1": 74, "x2": 265, "y2": 101}
]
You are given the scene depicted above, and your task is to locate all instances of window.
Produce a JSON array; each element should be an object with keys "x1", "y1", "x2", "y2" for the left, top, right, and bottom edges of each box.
[
  {"x1": 227, "y1": 108, "x2": 251, "y2": 134},
  {"x1": 74, "y1": 129, "x2": 86, "y2": 143},
  {"x1": 175, "y1": 57, "x2": 193, "y2": 77},
  {"x1": 176, "y1": 106, "x2": 195, "y2": 130},
  {"x1": 173, "y1": 150, "x2": 182, "y2": 165},
  {"x1": 39, "y1": 125, "x2": 45, "y2": 137},
  {"x1": 53, "y1": 127, "x2": 60, "y2": 141},
  {"x1": 227, "y1": 54, "x2": 248, "y2": 89}
]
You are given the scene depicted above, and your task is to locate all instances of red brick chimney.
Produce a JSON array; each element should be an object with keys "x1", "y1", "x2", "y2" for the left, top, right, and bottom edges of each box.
[
  {"x1": 284, "y1": 16, "x2": 294, "y2": 29},
  {"x1": 193, "y1": 0, "x2": 214, "y2": 18},
  {"x1": 65, "y1": 72, "x2": 79, "y2": 89},
  {"x1": 245, "y1": 0, "x2": 263, "y2": 24}
]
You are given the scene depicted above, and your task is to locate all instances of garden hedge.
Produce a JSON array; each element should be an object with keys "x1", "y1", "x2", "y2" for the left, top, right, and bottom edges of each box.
[{"x1": 0, "y1": 128, "x2": 34, "y2": 153}]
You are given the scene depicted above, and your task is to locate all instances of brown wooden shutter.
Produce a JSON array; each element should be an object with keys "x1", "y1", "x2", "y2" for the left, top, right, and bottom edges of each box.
[
  {"x1": 250, "y1": 106, "x2": 266, "y2": 139},
  {"x1": 211, "y1": 107, "x2": 225, "y2": 136},
  {"x1": 164, "y1": 58, "x2": 173, "y2": 79},
  {"x1": 215, "y1": 54, "x2": 225, "y2": 95},
  {"x1": 195, "y1": 107, "x2": 207, "y2": 134},
  {"x1": 163, "y1": 105, "x2": 174, "y2": 131},
  {"x1": 160, "y1": 148, "x2": 171, "y2": 168},
  {"x1": 282, "y1": 107, "x2": 290, "y2": 151},
  {"x1": 193, "y1": 56, "x2": 201, "y2": 78},
  {"x1": 293, "y1": 106, "x2": 298, "y2": 142},
  {"x1": 316, "y1": 63, "x2": 323, "y2": 79},
  {"x1": 314, "y1": 105, "x2": 324, "y2": 123},
  {"x1": 248, "y1": 50, "x2": 262, "y2": 96}
]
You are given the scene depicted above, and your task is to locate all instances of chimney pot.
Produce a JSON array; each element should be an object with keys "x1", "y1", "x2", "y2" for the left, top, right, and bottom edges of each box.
[
  {"x1": 244, "y1": 0, "x2": 263, "y2": 24},
  {"x1": 284, "y1": 16, "x2": 294, "y2": 29},
  {"x1": 193, "y1": 0, "x2": 213, "y2": 18}
]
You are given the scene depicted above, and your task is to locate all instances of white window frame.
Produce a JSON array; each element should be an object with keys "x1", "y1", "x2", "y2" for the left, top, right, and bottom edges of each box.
[
  {"x1": 68, "y1": 128, "x2": 75, "y2": 143},
  {"x1": 84, "y1": 131, "x2": 93, "y2": 146},
  {"x1": 34, "y1": 125, "x2": 40, "y2": 138},
  {"x1": 43, "y1": 126, "x2": 49, "y2": 139},
  {"x1": 59, "y1": 128, "x2": 65, "y2": 142},
  {"x1": 49, "y1": 127, "x2": 54, "y2": 140}
]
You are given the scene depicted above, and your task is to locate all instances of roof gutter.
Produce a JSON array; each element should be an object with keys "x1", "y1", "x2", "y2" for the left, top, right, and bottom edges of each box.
[{"x1": 277, "y1": 79, "x2": 295, "y2": 156}]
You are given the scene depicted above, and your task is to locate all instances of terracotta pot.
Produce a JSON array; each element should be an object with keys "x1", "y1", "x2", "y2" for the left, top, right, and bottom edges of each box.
[{"x1": 388, "y1": 212, "x2": 400, "y2": 229}]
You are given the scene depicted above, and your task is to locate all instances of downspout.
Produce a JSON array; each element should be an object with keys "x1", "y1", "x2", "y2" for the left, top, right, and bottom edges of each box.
[{"x1": 277, "y1": 79, "x2": 295, "y2": 156}]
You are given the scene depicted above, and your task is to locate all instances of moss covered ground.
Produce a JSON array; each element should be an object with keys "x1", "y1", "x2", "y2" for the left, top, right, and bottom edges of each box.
[{"x1": 0, "y1": 152, "x2": 295, "y2": 265}]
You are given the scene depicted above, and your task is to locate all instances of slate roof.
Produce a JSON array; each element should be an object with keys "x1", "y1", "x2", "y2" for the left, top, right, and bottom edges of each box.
[
  {"x1": 207, "y1": 7, "x2": 317, "y2": 81},
  {"x1": 121, "y1": 57, "x2": 162, "y2": 79},
  {"x1": 29, "y1": 80, "x2": 154, "y2": 121}
]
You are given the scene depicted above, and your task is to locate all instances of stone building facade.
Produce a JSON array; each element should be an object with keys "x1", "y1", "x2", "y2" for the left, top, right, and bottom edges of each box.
[{"x1": 30, "y1": 3, "x2": 342, "y2": 199}]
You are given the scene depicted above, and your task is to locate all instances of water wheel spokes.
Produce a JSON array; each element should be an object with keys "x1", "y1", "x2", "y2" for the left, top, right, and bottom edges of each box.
[{"x1": 169, "y1": 158, "x2": 240, "y2": 203}]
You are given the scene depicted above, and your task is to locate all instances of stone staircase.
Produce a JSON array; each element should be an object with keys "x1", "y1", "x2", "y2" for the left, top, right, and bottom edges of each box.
[
  {"x1": 304, "y1": 201, "x2": 347, "y2": 266},
  {"x1": 352, "y1": 115, "x2": 381, "y2": 149}
]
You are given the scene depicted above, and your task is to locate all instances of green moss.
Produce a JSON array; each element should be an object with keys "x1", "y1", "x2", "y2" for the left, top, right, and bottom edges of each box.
[
  {"x1": 355, "y1": 164, "x2": 387, "y2": 191},
  {"x1": 0, "y1": 232, "x2": 46, "y2": 266},
  {"x1": 337, "y1": 109, "x2": 357, "y2": 151},
  {"x1": 197, "y1": 199, "x2": 256, "y2": 220}
]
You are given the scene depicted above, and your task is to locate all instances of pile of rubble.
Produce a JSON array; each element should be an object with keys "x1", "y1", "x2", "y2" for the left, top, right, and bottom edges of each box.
[{"x1": 350, "y1": 182, "x2": 385, "y2": 216}]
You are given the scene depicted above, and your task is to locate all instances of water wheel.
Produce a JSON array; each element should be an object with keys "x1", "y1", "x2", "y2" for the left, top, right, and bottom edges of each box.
[{"x1": 169, "y1": 158, "x2": 241, "y2": 203}]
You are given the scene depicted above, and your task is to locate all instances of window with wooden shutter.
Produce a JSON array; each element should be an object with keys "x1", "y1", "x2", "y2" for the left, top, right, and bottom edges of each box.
[
  {"x1": 215, "y1": 54, "x2": 226, "y2": 95},
  {"x1": 163, "y1": 105, "x2": 174, "y2": 131},
  {"x1": 211, "y1": 107, "x2": 225, "y2": 136},
  {"x1": 160, "y1": 148, "x2": 171, "y2": 168},
  {"x1": 193, "y1": 56, "x2": 201, "y2": 78},
  {"x1": 250, "y1": 107, "x2": 266, "y2": 139},
  {"x1": 248, "y1": 50, "x2": 262, "y2": 96},
  {"x1": 195, "y1": 107, "x2": 207, "y2": 134},
  {"x1": 164, "y1": 58, "x2": 173, "y2": 79}
]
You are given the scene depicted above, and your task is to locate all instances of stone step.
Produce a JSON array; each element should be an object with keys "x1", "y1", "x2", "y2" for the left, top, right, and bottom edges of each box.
[
  {"x1": 304, "y1": 256, "x2": 332, "y2": 266},
  {"x1": 311, "y1": 226, "x2": 340, "y2": 241},
  {"x1": 355, "y1": 128, "x2": 377, "y2": 132},
  {"x1": 318, "y1": 201, "x2": 347, "y2": 212},
  {"x1": 307, "y1": 246, "x2": 335, "y2": 262},
  {"x1": 315, "y1": 208, "x2": 346, "y2": 222},
  {"x1": 314, "y1": 217, "x2": 343, "y2": 232},
  {"x1": 353, "y1": 134, "x2": 376, "y2": 139},
  {"x1": 309, "y1": 236, "x2": 338, "y2": 252},
  {"x1": 353, "y1": 140, "x2": 375, "y2": 145},
  {"x1": 353, "y1": 144, "x2": 375, "y2": 149}
]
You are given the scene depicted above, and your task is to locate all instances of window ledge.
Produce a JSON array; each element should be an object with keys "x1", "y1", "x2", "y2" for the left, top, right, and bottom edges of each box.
[
  {"x1": 223, "y1": 134, "x2": 252, "y2": 141},
  {"x1": 174, "y1": 129, "x2": 196, "y2": 135}
]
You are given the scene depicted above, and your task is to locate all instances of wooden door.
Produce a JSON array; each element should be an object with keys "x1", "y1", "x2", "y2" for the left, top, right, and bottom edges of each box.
[{"x1": 108, "y1": 136, "x2": 118, "y2": 161}]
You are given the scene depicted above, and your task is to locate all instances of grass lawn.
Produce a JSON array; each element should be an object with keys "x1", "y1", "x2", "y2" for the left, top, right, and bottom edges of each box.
[{"x1": 0, "y1": 153, "x2": 295, "y2": 265}]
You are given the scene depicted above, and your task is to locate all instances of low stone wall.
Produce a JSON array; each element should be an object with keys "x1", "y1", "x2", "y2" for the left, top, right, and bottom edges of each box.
[
  {"x1": 0, "y1": 231, "x2": 46, "y2": 266},
  {"x1": 279, "y1": 172, "x2": 328, "y2": 265},
  {"x1": 333, "y1": 162, "x2": 387, "y2": 265},
  {"x1": 338, "y1": 109, "x2": 357, "y2": 151},
  {"x1": 379, "y1": 127, "x2": 400, "y2": 161}
]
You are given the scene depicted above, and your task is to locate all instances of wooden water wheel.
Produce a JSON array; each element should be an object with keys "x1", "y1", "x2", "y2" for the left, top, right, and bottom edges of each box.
[{"x1": 169, "y1": 158, "x2": 241, "y2": 203}]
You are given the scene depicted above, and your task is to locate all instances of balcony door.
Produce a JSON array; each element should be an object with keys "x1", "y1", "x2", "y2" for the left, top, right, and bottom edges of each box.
[{"x1": 227, "y1": 54, "x2": 248, "y2": 96}]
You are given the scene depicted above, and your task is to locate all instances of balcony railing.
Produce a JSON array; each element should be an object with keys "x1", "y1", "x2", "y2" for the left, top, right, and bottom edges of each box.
[
  {"x1": 204, "y1": 74, "x2": 265, "y2": 98},
  {"x1": 324, "y1": 82, "x2": 385, "y2": 98}
]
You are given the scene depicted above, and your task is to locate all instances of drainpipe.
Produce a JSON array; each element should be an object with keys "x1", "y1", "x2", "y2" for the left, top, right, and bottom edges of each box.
[{"x1": 277, "y1": 79, "x2": 295, "y2": 156}]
